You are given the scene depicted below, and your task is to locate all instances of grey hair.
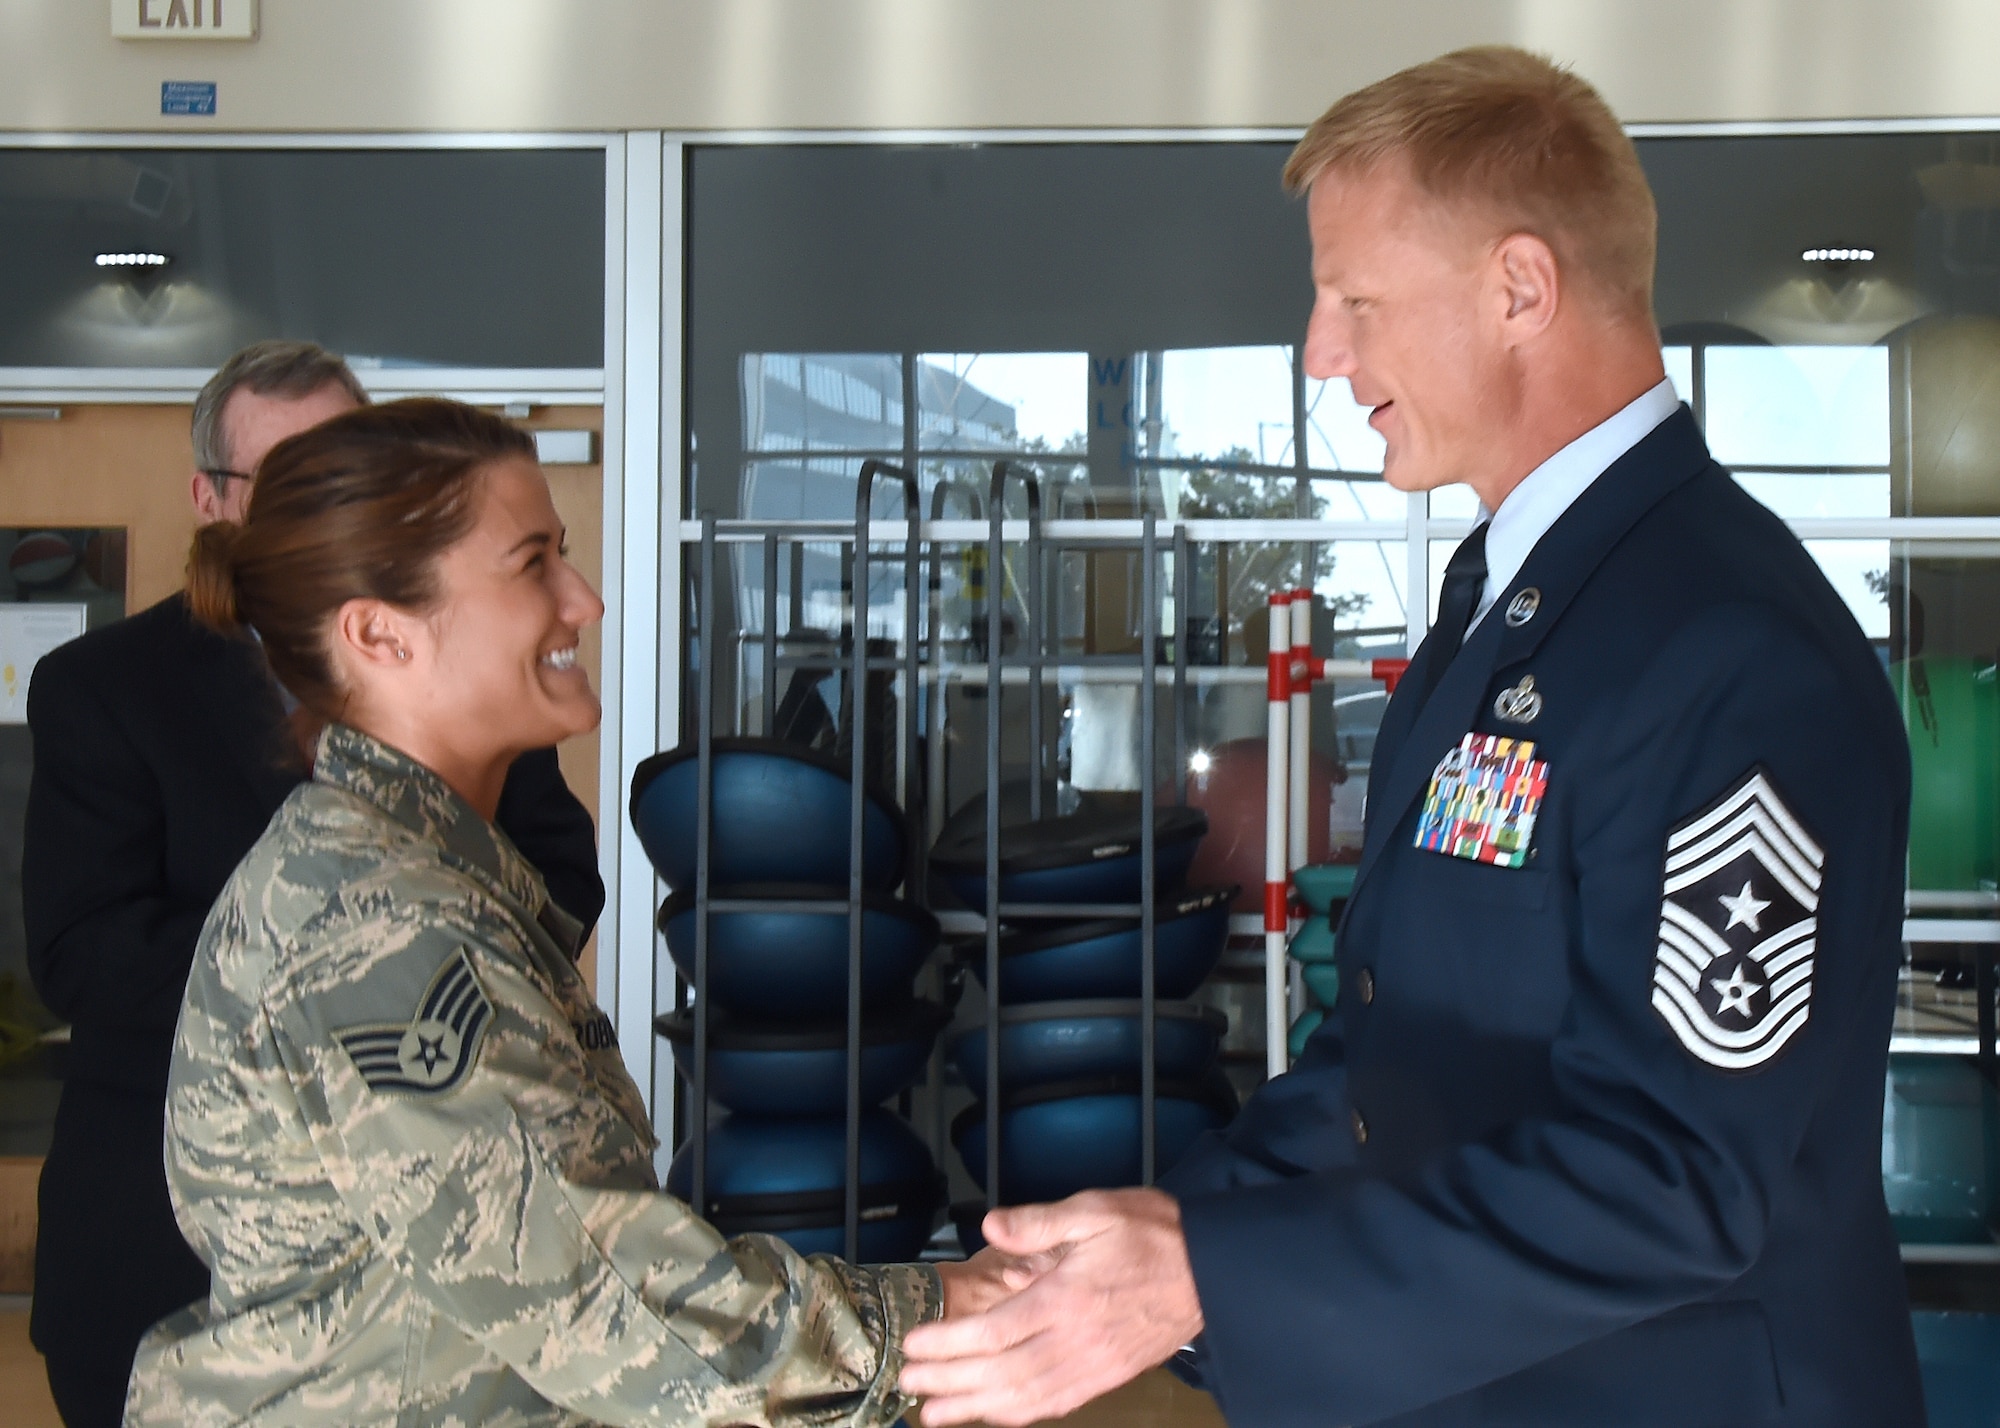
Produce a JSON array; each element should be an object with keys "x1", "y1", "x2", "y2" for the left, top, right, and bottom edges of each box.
[{"x1": 190, "y1": 340, "x2": 370, "y2": 481}]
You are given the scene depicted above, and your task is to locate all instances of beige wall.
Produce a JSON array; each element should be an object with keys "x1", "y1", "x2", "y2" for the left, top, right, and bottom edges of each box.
[{"x1": 3, "y1": 0, "x2": 2000, "y2": 135}]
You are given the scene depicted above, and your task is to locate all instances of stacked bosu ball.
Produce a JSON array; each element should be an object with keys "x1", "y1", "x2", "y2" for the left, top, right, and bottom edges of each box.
[
  {"x1": 630, "y1": 737, "x2": 946, "y2": 1261},
  {"x1": 1286, "y1": 863, "x2": 1355, "y2": 1059},
  {"x1": 929, "y1": 802, "x2": 1237, "y2": 1249}
]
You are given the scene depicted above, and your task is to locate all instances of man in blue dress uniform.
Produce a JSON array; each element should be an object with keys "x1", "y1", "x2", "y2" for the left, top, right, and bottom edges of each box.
[{"x1": 902, "y1": 46, "x2": 1923, "y2": 1428}]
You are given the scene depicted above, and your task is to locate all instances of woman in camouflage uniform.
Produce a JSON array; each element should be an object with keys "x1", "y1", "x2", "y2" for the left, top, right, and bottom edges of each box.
[{"x1": 125, "y1": 399, "x2": 1000, "y2": 1426}]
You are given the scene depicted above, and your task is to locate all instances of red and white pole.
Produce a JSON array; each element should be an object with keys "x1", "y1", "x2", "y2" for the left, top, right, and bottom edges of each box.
[
  {"x1": 1287, "y1": 589, "x2": 1314, "y2": 880},
  {"x1": 1265, "y1": 590, "x2": 1294, "y2": 1079},
  {"x1": 1317, "y1": 656, "x2": 1412, "y2": 692}
]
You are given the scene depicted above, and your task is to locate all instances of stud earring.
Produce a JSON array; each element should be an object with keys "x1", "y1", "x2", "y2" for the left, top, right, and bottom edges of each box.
[{"x1": 395, "y1": 647, "x2": 410, "y2": 662}]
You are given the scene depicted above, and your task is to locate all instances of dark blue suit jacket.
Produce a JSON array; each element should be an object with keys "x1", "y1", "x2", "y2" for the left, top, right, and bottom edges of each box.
[{"x1": 1164, "y1": 409, "x2": 1922, "y2": 1427}]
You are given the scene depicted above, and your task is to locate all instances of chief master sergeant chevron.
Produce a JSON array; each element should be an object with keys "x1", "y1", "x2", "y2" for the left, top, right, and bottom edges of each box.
[{"x1": 900, "y1": 46, "x2": 1924, "y2": 1428}]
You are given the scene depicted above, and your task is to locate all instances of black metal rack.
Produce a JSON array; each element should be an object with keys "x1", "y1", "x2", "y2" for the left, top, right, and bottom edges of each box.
[{"x1": 675, "y1": 457, "x2": 1210, "y2": 1257}]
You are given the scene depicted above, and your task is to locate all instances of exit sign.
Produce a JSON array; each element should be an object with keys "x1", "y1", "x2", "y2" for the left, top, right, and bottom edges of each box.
[{"x1": 113, "y1": 0, "x2": 257, "y2": 39}]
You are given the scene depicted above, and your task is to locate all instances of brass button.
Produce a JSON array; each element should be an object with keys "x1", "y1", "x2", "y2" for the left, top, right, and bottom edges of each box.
[
  {"x1": 1351, "y1": 1108, "x2": 1369, "y2": 1145},
  {"x1": 1357, "y1": 968, "x2": 1375, "y2": 1005}
]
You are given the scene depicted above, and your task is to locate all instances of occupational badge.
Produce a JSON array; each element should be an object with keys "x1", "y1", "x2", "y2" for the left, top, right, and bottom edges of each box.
[
  {"x1": 1414, "y1": 732, "x2": 1549, "y2": 869},
  {"x1": 337, "y1": 946, "x2": 493, "y2": 1094},
  {"x1": 1493, "y1": 674, "x2": 1543, "y2": 724},
  {"x1": 1651, "y1": 768, "x2": 1821, "y2": 1072}
]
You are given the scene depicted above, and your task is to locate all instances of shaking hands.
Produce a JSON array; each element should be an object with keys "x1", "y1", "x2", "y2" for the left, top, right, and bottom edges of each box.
[{"x1": 907, "y1": 1188, "x2": 1204, "y2": 1427}]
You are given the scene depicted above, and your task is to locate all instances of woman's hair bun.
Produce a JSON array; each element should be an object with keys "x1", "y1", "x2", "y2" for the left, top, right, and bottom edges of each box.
[{"x1": 185, "y1": 519, "x2": 244, "y2": 634}]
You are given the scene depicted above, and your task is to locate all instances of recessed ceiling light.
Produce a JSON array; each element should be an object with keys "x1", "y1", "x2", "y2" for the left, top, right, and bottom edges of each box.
[
  {"x1": 1801, "y1": 247, "x2": 1875, "y2": 263},
  {"x1": 94, "y1": 252, "x2": 171, "y2": 268}
]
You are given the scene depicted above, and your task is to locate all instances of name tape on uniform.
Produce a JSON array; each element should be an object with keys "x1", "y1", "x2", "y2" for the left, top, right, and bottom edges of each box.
[{"x1": 1415, "y1": 733, "x2": 1549, "y2": 870}]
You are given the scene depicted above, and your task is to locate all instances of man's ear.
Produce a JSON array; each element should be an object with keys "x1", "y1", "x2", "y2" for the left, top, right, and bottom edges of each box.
[
  {"x1": 1492, "y1": 232, "x2": 1562, "y2": 345},
  {"x1": 190, "y1": 470, "x2": 225, "y2": 524}
]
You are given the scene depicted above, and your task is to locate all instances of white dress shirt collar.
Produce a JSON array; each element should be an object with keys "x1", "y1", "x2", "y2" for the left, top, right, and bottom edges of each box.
[{"x1": 1468, "y1": 376, "x2": 1681, "y2": 633}]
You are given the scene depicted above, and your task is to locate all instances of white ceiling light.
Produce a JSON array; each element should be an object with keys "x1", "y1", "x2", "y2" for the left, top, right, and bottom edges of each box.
[
  {"x1": 94, "y1": 252, "x2": 171, "y2": 268},
  {"x1": 1801, "y1": 247, "x2": 1876, "y2": 263}
]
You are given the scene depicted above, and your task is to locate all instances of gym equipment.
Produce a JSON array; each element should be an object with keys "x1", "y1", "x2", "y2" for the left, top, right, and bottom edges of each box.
[
  {"x1": 1299, "y1": 963, "x2": 1340, "y2": 1008},
  {"x1": 629, "y1": 737, "x2": 905, "y2": 892},
  {"x1": 949, "y1": 999, "x2": 1226, "y2": 1098},
  {"x1": 1182, "y1": 735, "x2": 1339, "y2": 914},
  {"x1": 930, "y1": 803, "x2": 1207, "y2": 907},
  {"x1": 653, "y1": 1000, "x2": 948, "y2": 1117},
  {"x1": 966, "y1": 885, "x2": 1235, "y2": 1003},
  {"x1": 1292, "y1": 862, "x2": 1358, "y2": 915},
  {"x1": 657, "y1": 883, "x2": 938, "y2": 1020},
  {"x1": 952, "y1": 1073, "x2": 1239, "y2": 1204},
  {"x1": 1897, "y1": 657, "x2": 1999, "y2": 891},
  {"x1": 666, "y1": 1108, "x2": 943, "y2": 1264},
  {"x1": 1892, "y1": 314, "x2": 2000, "y2": 517}
]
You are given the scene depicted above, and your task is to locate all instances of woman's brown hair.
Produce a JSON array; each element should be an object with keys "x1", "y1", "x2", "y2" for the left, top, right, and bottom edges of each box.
[{"x1": 186, "y1": 397, "x2": 535, "y2": 720}]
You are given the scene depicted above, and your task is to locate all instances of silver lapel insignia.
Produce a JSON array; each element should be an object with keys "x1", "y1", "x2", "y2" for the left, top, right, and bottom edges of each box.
[
  {"x1": 1505, "y1": 587, "x2": 1541, "y2": 627},
  {"x1": 1493, "y1": 674, "x2": 1543, "y2": 724}
]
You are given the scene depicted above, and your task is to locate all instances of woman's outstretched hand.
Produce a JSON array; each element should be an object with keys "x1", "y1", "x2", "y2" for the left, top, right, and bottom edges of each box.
[
  {"x1": 934, "y1": 1243, "x2": 1066, "y2": 1321},
  {"x1": 903, "y1": 1189, "x2": 1201, "y2": 1426}
]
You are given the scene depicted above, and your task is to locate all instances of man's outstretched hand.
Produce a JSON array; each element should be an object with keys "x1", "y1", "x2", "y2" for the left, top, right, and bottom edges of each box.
[{"x1": 901, "y1": 1189, "x2": 1202, "y2": 1426}]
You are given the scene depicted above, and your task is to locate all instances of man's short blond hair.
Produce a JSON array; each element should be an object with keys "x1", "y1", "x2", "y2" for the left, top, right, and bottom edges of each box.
[{"x1": 1285, "y1": 46, "x2": 1656, "y2": 321}]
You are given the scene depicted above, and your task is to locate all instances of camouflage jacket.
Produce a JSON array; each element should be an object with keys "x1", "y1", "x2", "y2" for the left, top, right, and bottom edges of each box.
[{"x1": 127, "y1": 725, "x2": 939, "y2": 1427}]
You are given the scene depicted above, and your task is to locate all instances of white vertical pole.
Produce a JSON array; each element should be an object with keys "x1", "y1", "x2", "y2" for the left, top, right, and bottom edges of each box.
[
  {"x1": 611, "y1": 133, "x2": 673, "y2": 1165},
  {"x1": 596, "y1": 131, "x2": 627, "y2": 1023},
  {"x1": 1265, "y1": 590, "x2": 1293, "y2": 1081}
]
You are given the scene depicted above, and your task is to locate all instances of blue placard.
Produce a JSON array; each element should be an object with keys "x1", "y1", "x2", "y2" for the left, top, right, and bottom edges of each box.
[{"x1": 161, "y1": 81, "x2": 217, "y2": 117}]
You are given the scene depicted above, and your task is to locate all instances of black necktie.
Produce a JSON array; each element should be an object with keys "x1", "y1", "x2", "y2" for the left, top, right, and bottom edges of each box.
[{"x1": 1419, "y1": 521, "x2": 1490, "y2": 706}]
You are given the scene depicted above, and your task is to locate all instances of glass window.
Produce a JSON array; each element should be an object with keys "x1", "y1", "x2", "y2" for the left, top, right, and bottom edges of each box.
[
  {"x1": 1311, "y1": 475, "x2": 1406, "y2": 523},
  {"x1": 1662, "y1": 345, "x2": 1696, "y2": 405},
  {"x1": 0, "y1": 148, "x2": 604, "y2": 369},
  {"x1": 1734, "y1": 471, "x2": 1891, "y2": 519},
  {"x1": 1703, "y1": 346, "x2": 1891, "y2": 468},
  {"x1": 1428, "y1": 486, "x2": 1482, "y2": 521},
  {"x1": 743, "y1": 353, "x2": 904, "y2": 454},
  {"x1": 1800, "y1": 539, "x2": 1893, "y2": 640},
  {"x1": 1304, "y1": 376, "x2": 1386, "y2": 474},
  {"x1": 1157, "y1": 346, "x2": 1296, "y2": 466},
  {"x1": 918, "y1": 352, "x2": 1086, "y2": 454}
]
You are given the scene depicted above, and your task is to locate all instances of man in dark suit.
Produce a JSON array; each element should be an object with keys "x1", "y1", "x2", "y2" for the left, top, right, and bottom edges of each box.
[
  {"x1": 902, "y1": 48, "x2": 1922, "y2": 1428},
  {"x1": 22, "y1": 340, "x2": 606, "y2": 1427}
]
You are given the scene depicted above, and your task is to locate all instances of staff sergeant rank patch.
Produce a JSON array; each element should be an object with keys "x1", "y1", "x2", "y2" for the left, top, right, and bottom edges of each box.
[
  {"x1": 1652, "y1": 769, "x2": 1823, "y2": 1072},
  {"x1": 337, "y1": 947, "x2": 493, "y2": 1094}
]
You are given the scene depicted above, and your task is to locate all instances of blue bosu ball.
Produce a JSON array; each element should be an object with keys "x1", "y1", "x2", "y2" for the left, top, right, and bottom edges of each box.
[
  {"x1": 654, "y1": 1000, "x2": 948, "y2": 1117},
  {"x1": 931, "y1": 804, "x2": 1207, "y2": 908},
  {"x1": 949, "y1": 999, "x2": 1227, "y2": 1099},
  {"x1": 630, "y1": 738, "x2": 906, "y2": 892},
  {"x1": 658, "y1": 883, "x2": 939, "y2": 1021},
  {"x1": 667, "y1": 1108, "x2": 942, "y2": 1265},
  {"x1": 968, "y1": 885, "x2": 1235, "y2": 1003},
  {"x1": 952, "y1": 1073, "x2": 1238, "y2": 1204}
]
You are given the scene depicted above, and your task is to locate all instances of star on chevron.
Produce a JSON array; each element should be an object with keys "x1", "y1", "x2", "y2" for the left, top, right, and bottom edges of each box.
[
  {"x1": 1717, "y1": 879, "x2": 1771, "y2": 933},
  {"x1": 1710, "y1": 963, "x2": 1760, "y2": 1019},
  {"x1": 415, "y1": 1033, "x2": 446, "y2": 1073}
]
